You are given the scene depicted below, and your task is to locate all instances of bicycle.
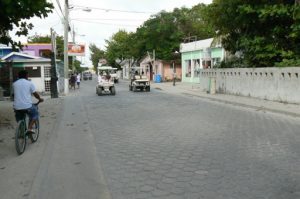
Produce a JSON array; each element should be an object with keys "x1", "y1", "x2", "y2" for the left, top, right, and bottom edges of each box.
[{"x1": 15, "y1": 102, "x2": 40, "y2": 155}]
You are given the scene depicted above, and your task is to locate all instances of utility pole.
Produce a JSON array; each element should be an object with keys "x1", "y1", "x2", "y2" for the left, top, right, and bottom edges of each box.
[
  {"x1": 50, "y1": 28, "x2": 58, "y2": 98},
  {"x1": 8, "y1": 61, "x2": 13, "y2": 100},
  {"x1": 63, "y1": 0, "x2": 69, "y2": 95},
  {"x1": 173, "y1": 61, "x2": 176, "y2": 86},
  {"x1": 72, "y1": 25, "x2": 75, "y2": 72}
]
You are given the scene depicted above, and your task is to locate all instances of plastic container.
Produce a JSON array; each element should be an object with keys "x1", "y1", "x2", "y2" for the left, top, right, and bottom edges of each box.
[{"x1": 155, "y1": 74, "x2": 162, "y2": 83}]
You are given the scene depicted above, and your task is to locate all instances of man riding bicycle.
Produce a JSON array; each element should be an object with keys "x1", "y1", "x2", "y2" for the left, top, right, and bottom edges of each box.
[{"x1": 13, "y1": 70, "x2": 44, "y2": 133}]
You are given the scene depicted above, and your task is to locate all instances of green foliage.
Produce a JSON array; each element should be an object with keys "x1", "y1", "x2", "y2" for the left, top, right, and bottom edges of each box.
[
  {"x1": 99, "y1": 4, "x2": 214, "y2": 65},
  {"x1": 217, "y1": 56, "x2": 247, "y2": 68},
  {"x1": 0, "y1": 0, "x2": 53, "y2": 49},
  {"x1": 89, "y1": 44, "x2": 105, "y2": 71},
  {"x1": 73, "y1": 59, "x2": 86, "y2": 73},
  {"x1": 133, "y1": 5, "x2": 214, "y2": 60},
  {"x1": 204, "y1": 0, "x2": 300, "y2": 67},
  {"x1": 275, "y1": 58, "x2": 300, "y2": 67},
  {"x1": 105, "y1": 30, "x2": 134, "y2": 68}
]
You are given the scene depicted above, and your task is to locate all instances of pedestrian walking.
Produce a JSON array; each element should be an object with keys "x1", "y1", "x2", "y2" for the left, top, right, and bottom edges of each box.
[
  {"x1": 76, "y1": 73, "x2": 81, "y2": 89},
  {"x1": 70, "y1": 74, "x2": 76, "y2": 90}
]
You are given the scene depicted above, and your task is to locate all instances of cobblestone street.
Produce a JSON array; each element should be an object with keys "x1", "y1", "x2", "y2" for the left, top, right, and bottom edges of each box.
[
  {"x1": 1, "y1": 79, "x2": 299, "y2": 199},
  {"x1": 84, "y1": 80, "x2": 300, "y2": 199}
]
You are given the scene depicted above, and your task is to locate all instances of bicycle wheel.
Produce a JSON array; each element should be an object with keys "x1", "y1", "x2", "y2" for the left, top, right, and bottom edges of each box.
[
  {"x1": 29, "y1": 119, "x2": 39, "y2": 143},
  {"x1": 15, "y1": 120, "x2": 26, "y2": 155}
]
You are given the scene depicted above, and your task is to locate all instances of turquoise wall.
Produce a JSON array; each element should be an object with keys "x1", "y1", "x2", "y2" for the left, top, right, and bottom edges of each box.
[
  {"x1": 211, "y1": 48, "x2": 223, "y2": 58},
  {"x1": 182, "y1": 51, "x2": 201, "y2": 83},
  {"x1": 181, "y1": 47, "x2": 223, "y2": 83}
]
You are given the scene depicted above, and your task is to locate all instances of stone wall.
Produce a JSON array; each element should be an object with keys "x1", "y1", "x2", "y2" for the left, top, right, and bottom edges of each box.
[{"x1": 199, "y1": 67, "x2": 300, "y2": 104}]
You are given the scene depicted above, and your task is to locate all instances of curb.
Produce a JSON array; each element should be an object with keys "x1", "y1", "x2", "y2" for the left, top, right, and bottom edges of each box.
[
  {"x1": 155, "y1": 87, "x2": 300, "y2": 119},
  {"x1": 182, "y1": 92, "x2": 300, "y2": 118}
]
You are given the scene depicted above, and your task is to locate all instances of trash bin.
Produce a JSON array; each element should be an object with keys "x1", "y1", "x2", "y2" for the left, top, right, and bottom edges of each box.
[{"x1": 155, "y1": 74, "x2": 161, "y2": 83}]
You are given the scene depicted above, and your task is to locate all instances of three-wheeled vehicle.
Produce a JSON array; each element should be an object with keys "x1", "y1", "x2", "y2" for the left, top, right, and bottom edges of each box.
[{"x1": 96, "y1": 66, "x2": 116, "y2": 96}]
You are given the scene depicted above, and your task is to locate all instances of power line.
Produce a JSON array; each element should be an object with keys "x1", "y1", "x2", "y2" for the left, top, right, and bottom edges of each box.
[
  {"x1": 71, "y1": 18, "x2": 145, "y2": 22},
  {"x1": 72, "y1": 19, "x2": 139, "y2": 27},
  {"x1": 55, "y1": 0, "x2": 65, "y2": 17},
  {"x1": 72, "y1": 5, "x2": 155, "y2": 14},
  {"x1": 50, "y1": 0, "x2": 64, "y2": 20}
]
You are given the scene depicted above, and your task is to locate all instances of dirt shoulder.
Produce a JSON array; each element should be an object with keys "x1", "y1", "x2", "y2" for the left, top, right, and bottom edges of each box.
[{"x1": 0, "y1": 97, "x2": 63, "y2": 199}]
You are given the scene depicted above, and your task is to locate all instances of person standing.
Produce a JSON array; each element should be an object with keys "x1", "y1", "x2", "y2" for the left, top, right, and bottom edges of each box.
[
  {"x1": 13, "y1": 70, "x2": 44, "y2": 133},
  {"x1": 76, "y1": 73, "x2": 81, "y2": 89}
]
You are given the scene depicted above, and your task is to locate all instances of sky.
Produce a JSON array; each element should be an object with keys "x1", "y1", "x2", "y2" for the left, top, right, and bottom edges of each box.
[{"x1": 12, "y1": 0, "x2": 212, "y2": 67}]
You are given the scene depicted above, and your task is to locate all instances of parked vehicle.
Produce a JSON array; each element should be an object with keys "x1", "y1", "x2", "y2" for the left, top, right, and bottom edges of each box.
[{"x1": 83, "y1": 72, "x2": 92, "y2": 80}]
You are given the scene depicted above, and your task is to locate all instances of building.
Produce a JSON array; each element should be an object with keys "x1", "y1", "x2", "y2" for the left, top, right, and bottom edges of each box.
[
  {"x1": 180, "y1": 38, "x2": 225, "y2": 83},
  {"x1": 0, "y1": 52, "x2": 52, "y2": 96},
  {"x1": 21, "y1": 43, "x2": 52, "y2": 57},
  {"x1": 0, "y1": 44, "x2": 13, "y2": 59}
]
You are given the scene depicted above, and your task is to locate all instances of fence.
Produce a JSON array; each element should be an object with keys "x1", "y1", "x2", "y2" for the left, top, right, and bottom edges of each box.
[{"x1": 199, "y1": 67, "x2": 300, "y2": 104}]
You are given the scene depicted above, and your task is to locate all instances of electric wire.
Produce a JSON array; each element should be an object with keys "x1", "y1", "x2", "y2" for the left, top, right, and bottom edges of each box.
[
  {"x1": 72, "y1": 19, "x2": 139, "y2": 27},
  {"x1": 71, "y1": 5, "x2": 155, "y2": 14},
  {"x1": 55, "y1": 0, "x2": 65, "y2": 17}
]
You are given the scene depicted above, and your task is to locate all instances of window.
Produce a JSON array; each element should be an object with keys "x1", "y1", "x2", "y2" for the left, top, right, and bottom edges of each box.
[
  {"x1": 212, "y1": 58, "x2": 221, "y2": 67},
  {"x1": 44, "y1": 80, "x2": 51, "y2": 92},
  {"x1": 26, "y1": 66, "x2": 41, "y2": 77},
  {"x1": 185, "y1": 60, "x2": 191, "y2": 77},
  {"x1": 44, "y1": 66, "x2": 51, "y2": 78},
  {"x1": 202, "y1": 60, "x2": 211, "y2": 69},
  {"x1": 193, "y1": 59, "x2": 200, "y2": 77}
]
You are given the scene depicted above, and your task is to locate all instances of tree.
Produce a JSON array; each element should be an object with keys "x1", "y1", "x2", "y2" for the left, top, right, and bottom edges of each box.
[
  {"x1": 89, "y1": 44, "x2": 105, "y2": 72},
  {"x1": 204, "y1": 0, "x2": 300, "y2": 67},
  {"x1": 105, "y1": 30, "x2": 134, "y2": 68},
  {"x1": 132, "y1": 4, "x2": 214, "y2": 60},
  {"x1": 100, "y1": 4, "x2": 214, "y2": 65},
  {"x1": 0, "y1": 0, "x2": 53, "y2": 49}
]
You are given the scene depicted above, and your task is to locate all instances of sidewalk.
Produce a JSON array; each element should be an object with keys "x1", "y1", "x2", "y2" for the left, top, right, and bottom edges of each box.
[{"x1": 152, "y1": 81, "x2": 300, "y2": 118}]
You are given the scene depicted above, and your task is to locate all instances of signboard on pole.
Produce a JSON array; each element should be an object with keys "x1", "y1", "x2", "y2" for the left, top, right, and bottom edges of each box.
[{"x1": 68, "y1": 44, "x2": 85, "y2": 56}]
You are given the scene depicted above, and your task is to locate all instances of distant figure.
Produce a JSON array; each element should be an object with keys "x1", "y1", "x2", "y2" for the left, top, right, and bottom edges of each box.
[
  {"x1": 76, "y1": 73, "x2": 81, "y2": 89},
  {"x1": 70, "y1": 74, "x2": 76, "y2": 90},
  {"x1": 98, "y1": 74, "x2": 102, "y2": 83}
]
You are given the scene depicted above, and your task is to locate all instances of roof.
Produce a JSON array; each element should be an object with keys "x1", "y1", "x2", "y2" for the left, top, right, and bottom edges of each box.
[
  {"x1": 180, "y1": 38, "x2": 214, "y2": 53},
  {"x1": 97, "y1": 66, "x2": 113, "y2": 70},
  {"x1": 1, "y1": 52, "x2": 40, "y2": 60},
  {"x1": 0, "y1": 44, "x2": 12, "y2": 49}
]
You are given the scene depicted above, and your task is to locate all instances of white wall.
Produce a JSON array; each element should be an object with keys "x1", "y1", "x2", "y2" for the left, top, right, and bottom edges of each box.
[
  {"x1": 29, "y1": 78, "x2": 44, "y2": 92},
  {"x1": 199, "y1": 67, "x2": 300, "y2": 103}
]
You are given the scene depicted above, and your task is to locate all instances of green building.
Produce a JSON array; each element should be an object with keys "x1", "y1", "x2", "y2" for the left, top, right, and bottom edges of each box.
[{"x1": 180, "y1": 38, "x2": 225, "y2": 83}]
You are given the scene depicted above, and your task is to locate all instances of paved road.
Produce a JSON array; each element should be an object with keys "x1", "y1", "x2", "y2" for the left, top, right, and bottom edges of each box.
[{"x1": 30, "y1": 79, "x2": 300, "y2": 199}]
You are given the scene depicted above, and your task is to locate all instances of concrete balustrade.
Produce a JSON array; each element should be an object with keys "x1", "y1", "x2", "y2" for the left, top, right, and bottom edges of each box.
[{"x1": 199, "y1": 67, "x2": 300, "y2": 104}]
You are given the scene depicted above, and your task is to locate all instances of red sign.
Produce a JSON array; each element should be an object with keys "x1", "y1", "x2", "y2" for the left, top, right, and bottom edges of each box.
[{"x1": 68, "y1": 44, "x2": 85, "y2": 56}]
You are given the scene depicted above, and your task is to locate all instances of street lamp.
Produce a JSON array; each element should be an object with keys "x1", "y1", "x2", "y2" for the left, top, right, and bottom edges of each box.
[
  {"x1": 172, "y1": 51, "x2": 179, "y2": 86},
  {"x1": 64, "y1": 0, "x2": 69, "y2": 95}
]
